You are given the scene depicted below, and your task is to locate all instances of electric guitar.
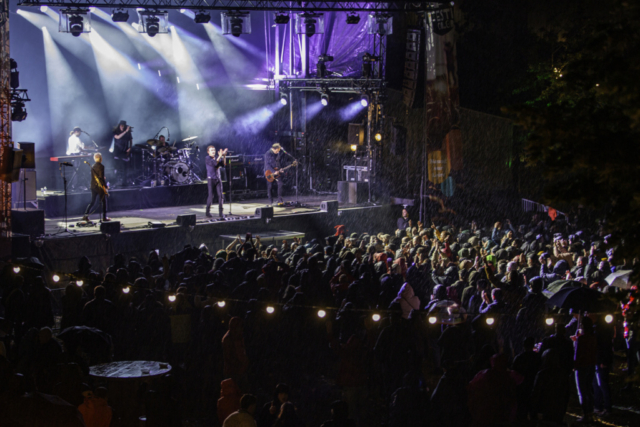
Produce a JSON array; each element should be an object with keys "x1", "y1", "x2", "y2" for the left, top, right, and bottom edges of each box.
[
  {"x1": 94, "y1": 174, "x2": 109, "y2": 197},
  {"x1": 265, "y1": 161, "x2": 298, "y2": 182}
]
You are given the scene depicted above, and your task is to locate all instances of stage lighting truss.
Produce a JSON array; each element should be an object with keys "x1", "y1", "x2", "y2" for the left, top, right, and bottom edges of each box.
[
  {"x1": 295, "y1": 12, "x2": 324, "y2": 37},
  {"x1": 320, "y1": 90, "x2": 330, "y2": 106},
  {"x1": 279, "y1": 92, "x2": 288, "y2": 106},
  {"x1": 346, "y1": 12, "x2": 360, "y2": 24},
  {"x1": 59, "y1": 8, "x2": 91, "y2": 37},
  {"x1": 222, "y1": 11, "x2": 251, "y2": 37},
  {"x1": 10, "y1": 89, "x2": 31, "y2": 122},
  {"x1": 111, "y1": 8, "x2": 129, "y2": 22},
  {"x1": 194, "y1": 10, "x2": 211, "y2": 24},
  {"x1": 367, "y1": 12, "x2": 392, "y2": 36},
  {"x1": 360, "y1": 93, "x2": 369, "y2": 107},
  {"x1": 274, "y1": 11, "x2": 290, "y2": 24},
  {"x1": 137, "y1": 9, "x2": 169, "y2": 37}
]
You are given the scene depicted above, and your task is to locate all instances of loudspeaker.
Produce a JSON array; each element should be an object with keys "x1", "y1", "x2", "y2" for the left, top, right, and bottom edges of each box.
[
  {"x1": 12, "y1": 169, "x2": 37, "y2": 208},
  {"x1": 255, "y1": 206, "x2": 273, "y2": 219},
  {"x1": 11, "y1": 209, "x2": 44, "y2": 239},
  {"x1": 348, "y1": 124, "x2": 365, "y2": 146},
  {"x1": 391, "y1": 125, "x2": 406, "y2": 156},
  {"x1": 176, "y1": 214, "x2": 196, "y2": 227},
  {"x1": 320, "y1": 200, "x2": 339, "y2": 215},
  {"x1": 11, "y1": 233, "x2": 31, "y2": 258},
  {"x1": 100, "y1": 221, "x2": 121, "y2": 235},
  {"x1": 337, "y1": 182, "x2": 368, "y2": 204},
  {"x1": 17, "y1": 142, "x2": 35, "y2": 169}
]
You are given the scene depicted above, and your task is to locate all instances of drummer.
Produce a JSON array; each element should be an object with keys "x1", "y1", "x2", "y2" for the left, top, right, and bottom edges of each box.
[{"x1": 155, "y1": 135, "x2": 172, "y2": 159}]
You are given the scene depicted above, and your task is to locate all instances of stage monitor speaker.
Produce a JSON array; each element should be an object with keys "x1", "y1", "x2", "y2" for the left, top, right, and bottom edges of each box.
[
  {"x1": 11, "y1": 233, "x2": 31, "y2": 258},
  {"x1": 337, "y1": 181, "x2": 368, "y2": 204},
  {"x1": 17, "y1": 142, "x2": 35, "y2": 169},
  {"x1": 100, "y1": 221, "x2": 121, "y2": 235},
  {"x1": 255, "y1": 206, "x2": 273, "y2": 219},
  {"x1": 391, "y1": 126, "x2": 407, "y2": 156},
  {"x1": 348, "y1": 124, "x2": 365, "y2": 146},
  {"x1": 320, "y1": 200, "x2": 339, "y2": 215},
  {"x1": 176, "y1": 214, "x2": 196, "y2": 227},
  {"x1": 11, "y1": 209, "x2": 44, "y2": 239}
]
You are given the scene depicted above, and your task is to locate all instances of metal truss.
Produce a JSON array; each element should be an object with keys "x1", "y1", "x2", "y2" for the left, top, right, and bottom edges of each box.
[
  {"x1": 279, "y1": 78, "x2": 385, "y2": 93},
  {"x1": 17, "y1": 1, "x2": 446, "y2": 12}
]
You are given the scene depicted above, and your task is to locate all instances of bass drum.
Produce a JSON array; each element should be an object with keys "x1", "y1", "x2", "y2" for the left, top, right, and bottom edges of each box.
[{"x1": 165, "y1": 161, "x2": 190, "y2": 184}]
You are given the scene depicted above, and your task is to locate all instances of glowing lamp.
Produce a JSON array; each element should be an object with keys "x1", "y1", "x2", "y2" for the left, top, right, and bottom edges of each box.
[
  {"x1": 428, "y1": 316, "x2": 437, "y2": 324},
  {"x1": 217, "y1": 301, "x2": 226, "y2": 308},
  {"x1": 76, "y1": 280, "x2": 84, "y2": 287},
  {"x1": 605, "y1": 314, "x2": 613, "y2": 324},
  {"x1": 486, "y1": 317, "x2": 495, "y2": 326},
  {"x1": 123, "y1": 286, "x2": 131, "y2": 294},
  {"x1": 545, "y1": 317, "x2": 554, "y2": 326},
  {"x1": 13, "y1": 266, "x2": 20, "y2": 273},
  {"x1": 372, "y1": 313, "x2": 381, "y2": 322},
  {"x1": 168, "y1": 295, "x2": 176, "y2": 302},
  {"x1": 374, "y1": 133, "x2": 382, "y2": 142},
  {"x1": 317, "y1": 310, "x2": 326, "y2": 318},
  {"x1": 52, "y1": 274, "x2": 60, "y2": 283},
  {"x1": 266, "y1": 306, "x2": 275, "y2": 314}
]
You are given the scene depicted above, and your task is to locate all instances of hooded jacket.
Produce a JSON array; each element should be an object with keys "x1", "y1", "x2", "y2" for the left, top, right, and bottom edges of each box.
[{"x1": 392, "y1": 283, "x2": 421, "y2": 319}]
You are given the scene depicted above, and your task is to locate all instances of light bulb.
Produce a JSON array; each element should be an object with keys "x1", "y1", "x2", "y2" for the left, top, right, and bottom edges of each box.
[
  {"x1": 168, "y1": 295, "x2": 176, "y2": 302},
  {"x1": 372, "y1": 313, "x2": 381, "y2": 322},
  {"x1": 486, "y1": 317, "x2": 495, "y2": 326},
  {"x1": 52, "y1": 274, "x2": 60, "y2": 283},
  {"x1": 266, "y1": 306, "x2": 275, "y2": 314},
  {"x1": 545, "y1": 318, "x2": 554, "y2": 326},
  {"x1": 605, "y1": 314, "x2": 613, "y2": 324},
  {"x1": 317, "y1": 310, "x2": 326, "y2": 318},
  {"x1": 13, "y1": 266, "x2": 20, "y2": 273},
  {"x1": 123, "y1": 286, "x2": 131, "y2": 294},
  {"x1": 217, "y1": 301, "x2": 226, "y2": 308},
  {"x1": 428, "y1": 316, "x2": 437, "y2": 324},
  {"x1": 76, "y1": 280, "x2": 84, "y2": 287}
]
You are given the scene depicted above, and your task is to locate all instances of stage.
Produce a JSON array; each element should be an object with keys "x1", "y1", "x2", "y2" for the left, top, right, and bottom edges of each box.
[{"x1": 26, "y1": 195, "x2": 392, "y2": 275}]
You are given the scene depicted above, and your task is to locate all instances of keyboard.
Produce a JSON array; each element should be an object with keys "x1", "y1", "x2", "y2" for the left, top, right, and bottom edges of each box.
[{"x1": 50, "y1": 154, "x2": 94, "y2": 162}]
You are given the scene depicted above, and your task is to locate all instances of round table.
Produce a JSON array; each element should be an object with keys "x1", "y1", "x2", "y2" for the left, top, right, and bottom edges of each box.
[{"x1": 90, "y1": 361, "x2": 172, "y2": 426}]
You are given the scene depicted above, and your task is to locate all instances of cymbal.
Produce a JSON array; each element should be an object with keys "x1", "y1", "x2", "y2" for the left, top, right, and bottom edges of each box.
[
  {"x1": 182, "y1": 136, "x2": 198, "y2": 142},
  {"x1": 147, "y1": 139, "x2": 160, "y2": 146}
]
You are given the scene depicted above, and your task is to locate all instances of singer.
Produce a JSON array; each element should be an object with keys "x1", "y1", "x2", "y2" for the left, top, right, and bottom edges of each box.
[
  {"x1": 112, "y1": 120, "x2": 132, "y2": 188},
  {"x1": 82, "y1": 153, "x2": 109, "y2": 223},
  {"x1": 264, "y1": 143, "x2": 286, "y2": 205},
  {"x1": 67, "y1": 127, "x2": 85, "y2": 155},
  {"x1": 205, "y1": 145, "x2": 227, "y2": 218}
]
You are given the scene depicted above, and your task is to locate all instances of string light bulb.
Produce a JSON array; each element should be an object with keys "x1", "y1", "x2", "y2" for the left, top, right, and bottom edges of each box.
[
  {"x1": 545, "y1": 317, "x2": 554, "y2": 326},
  {"x1": 266, "y1": 306, "x2": 275, "y2": 314},
  {"x1": 605, "y1": 314, "x2": 613, "y2": 324},
  {"x1": 168, "y1": 295, "x2": 176, "y2": 302},
  {"x1": 123, "y1": 286, "x2": 131, "y2": 294},
  {"x1": 317, "y1": 309, "x2": 326, "y2": 318},
  {"x1": 217, "y1": 301, "x2": 226, "y2": 308},
  {"x1": 428, "y1": 316, "x2": 437, "y2": 324},
  {"x1": 372, "y1": 313, "x2": 381, "y2": 322},
  {"x1": 486, "y1": 317, "x2": 495, "y2": 325},
  {"x1": 52, "y1": 274, "x2": 60, "y2": 283},
  {"x1": 76, "y1": 280, "x2": 84, "y2": 287},
  {"x1": 13, "y1": 266, "x2": 20, "y2": 273}
]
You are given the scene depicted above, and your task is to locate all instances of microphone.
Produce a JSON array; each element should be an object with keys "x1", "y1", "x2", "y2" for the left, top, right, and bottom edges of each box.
[
  {"x1": 60, "y1": 162, "x2": 73, "y2": 167},
  {"x1": 83, "y1": 161, "x2": 90, "y2": 164}
]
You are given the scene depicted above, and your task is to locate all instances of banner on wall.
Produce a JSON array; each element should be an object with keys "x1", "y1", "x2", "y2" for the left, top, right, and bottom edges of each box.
[{"x1": 428, "y1": 150, "x2": 450, "y2": 184}]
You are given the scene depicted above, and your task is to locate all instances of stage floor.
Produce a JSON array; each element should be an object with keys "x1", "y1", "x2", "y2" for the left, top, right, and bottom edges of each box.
[{"x1": 42, "y1": 195, "x2": 336, "y2": 238}]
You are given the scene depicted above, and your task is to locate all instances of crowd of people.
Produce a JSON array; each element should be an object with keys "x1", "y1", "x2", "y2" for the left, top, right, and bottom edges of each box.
[{"x1": 0, "y1": 209, "x2": 638, "y2": 426}]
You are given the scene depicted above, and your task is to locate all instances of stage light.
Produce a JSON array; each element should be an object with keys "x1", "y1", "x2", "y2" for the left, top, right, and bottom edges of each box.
[
  {"x1": 137, "y1": 10, "x2": 169, "y2": 37},
  {"x1": 360, "y1": 94, "x2": 369, "y2": 107},
  {"x1": 266, "y1": 305, "x2": 275, "y2": 314},
  {"x1": 60, "y1": 9, "x2": 92, "y2": 37},
  {"x1": 76, "y1": 280, "x2": 84, "y2": 287},
  {"x1": 374, "y1": 132, "x2": 382, "y2": 141},
  {"x1": 346, "y1": 12, "x2": 360, "y2": 24},
  {"x1": 275, "y1": 12, "x2": 290, "y2": 24},
  {"x1": 112, "y1": 9, "x2": 129, "y2": 22},
  {"x1": 168, "y1": 295, "x2": 176, "y2": 302},
  {"x1": 217, "y1": 301, "x2": 226, "y2": 308},
  {"x1": 317, "y1": 54, "x2": 334, "y2": 78},
  {"x1": 321, "y1": 93, "x2": 329, "y2": 106},
  {"x1": 10, "y1": 58, "x2": 19, "y2": 89},
  {"x1": 350, "y1": 144, "x2": 357, "y2": 152},
  {"x1": 13, "y1": 266, "x2": 20, "y2": 273},
  {"x1": 123, "y1": 286, "x2": 131, "y2": 293},
  {"x1": 367, "y1": 13, "x2": 393, "y2": 36},
  {"x1": 52, "y1": 274, "x2": 60, "y2": 283},
  {"x1": 605, "y1": 314, "x2": 613, "y2": 324},
  {"x1": 222, "y1": 11, "x2": 251, "y2": 37},
  {"x1": 194, "y1": 11, "x2": 211, "y2": 24},
  {"x1": 295, "y1": 12, "x2": 324, "y2": 37},
  {"x1": 280, "y1": 92, "x2": 288, "y2": 106},
  {"x1": 372, "y1": 313, "x2": 381, "y2": 322},
  {"x1": 428, "y1": 316, "x2": 437, "y2": 324},
  {"x1": 486, "y1": 317, "x2": 495, "y2": 325},
  {"x1": 40, "y1": 6, "x2": 49, "y2": 12},
  {"x1": 545, "y1": 317, "x2": 554, "y2": 326},
  {"x1": 11, "y1": 102, "x2": 27, "y2": 122},
  {"x1": 317, "y1": 309, "x2": 326, "y2": 318}
]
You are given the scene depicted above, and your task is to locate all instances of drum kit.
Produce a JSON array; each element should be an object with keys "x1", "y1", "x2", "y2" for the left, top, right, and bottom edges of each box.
[{"x1": 137, "y1": 136, "x2": 202, "y2": 186}]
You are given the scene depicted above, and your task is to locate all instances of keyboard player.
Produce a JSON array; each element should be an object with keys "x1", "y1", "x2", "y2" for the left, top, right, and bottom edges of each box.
[{"x1": 67, "y1": 127, "x2": 85, "y2": 155}]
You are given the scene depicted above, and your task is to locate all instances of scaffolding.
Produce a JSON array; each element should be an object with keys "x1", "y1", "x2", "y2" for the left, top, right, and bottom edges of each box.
[{"x1": 0, "y1": 0, "x2": 11, "y2": 244}]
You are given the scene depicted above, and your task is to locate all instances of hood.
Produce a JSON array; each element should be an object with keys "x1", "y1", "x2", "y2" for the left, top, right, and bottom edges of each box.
[
  {"x1": 433, "y1": 284, "x2": 447, "y2": 300},
  {"x1": 398, "y1": 282, "x2": 415, "y2": 300},
  {"x1": 553, "y1": 260, "x2": 569, "y2": 277},
  {"x1": 244, "y1": 269, "x2": 259, "y2": 282}
]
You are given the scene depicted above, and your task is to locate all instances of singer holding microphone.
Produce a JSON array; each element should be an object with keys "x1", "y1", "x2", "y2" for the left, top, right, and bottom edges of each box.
[
  {"x1": 82, "y1": 153, "x2": 109, "y2": 223},
  {"x1": 205, "y1": 145, "x2": 227, "y2": 218}
]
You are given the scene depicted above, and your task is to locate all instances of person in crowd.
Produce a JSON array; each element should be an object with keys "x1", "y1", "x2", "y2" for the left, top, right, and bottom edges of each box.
[
  {"x1": 530, "y1": 349, "x2": 572, "y2": 423},
  {"x1": 223, "y1": 394, "x2": 258, "y2": 427},
  {"x1": 258, "y1": 383, "x2": 290, "y2": 427},
  {"x1": 573, "y1": 316, "x2": 598, "y2": 423},
  {"x1": 218, "y1": 378, "x2": 243, "y2": 426},
  {"x1": 78, "y1": 387, "x2": 112, "y2": 427}
]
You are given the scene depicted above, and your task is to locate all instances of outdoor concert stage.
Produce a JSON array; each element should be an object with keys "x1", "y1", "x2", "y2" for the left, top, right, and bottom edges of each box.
[{"x1": 31, "y1": 195, "x2": 391, "y2": 274}]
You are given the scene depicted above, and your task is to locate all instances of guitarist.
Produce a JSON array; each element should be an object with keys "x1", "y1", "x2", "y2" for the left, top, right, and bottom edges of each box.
[
  {"x1": 82, "y1": 153, "x2": 110, "y2": 222},
  {"x1": 112, "y1": 120, "x2": 133, "y2": 188},
  {"x1": 264, "y1": 143, "x2": 286, "y2": 205}
]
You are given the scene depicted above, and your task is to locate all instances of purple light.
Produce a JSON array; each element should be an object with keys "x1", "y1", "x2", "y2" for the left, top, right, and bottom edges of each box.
[{"x1": 339, "y1": 100, "x2": 367, "y2": 121}]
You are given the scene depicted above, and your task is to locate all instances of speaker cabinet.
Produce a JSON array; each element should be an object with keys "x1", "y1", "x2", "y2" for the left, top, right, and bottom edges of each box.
[
  {"x1": 100, "y1": 221, "x2": 121, "y2": 235},
  {"x1": 11, "y1": 209, "x2": 44, "y2": 239},
  {"x1": 176, "y1": 214, "x2": 196, "y2": 227},
  {"x1": 320, "y1": 200, "x2": 339, "y2": 215},
  {"x1": 255, "y1": 206, "x2": 274, "y2": 219}
]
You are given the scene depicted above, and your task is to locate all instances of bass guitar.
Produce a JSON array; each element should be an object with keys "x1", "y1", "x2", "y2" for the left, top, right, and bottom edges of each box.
[
  {"x1": 94, "y1": 174, "x2": 109, "y2": 197},
  {"x1": 265, "y1": 161, "x2": 298, "y2": 183}
]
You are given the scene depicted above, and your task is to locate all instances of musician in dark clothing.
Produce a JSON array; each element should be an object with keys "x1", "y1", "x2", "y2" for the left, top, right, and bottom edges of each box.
[
  {"x1": 264, "y1": 143, "x2": 285, "y2": 205},
  {"x1": 205, "y1": 145, "x2": 227, "y2": 218},
  {"x1": 82, "y1": 153, "x2": 109, "y2": 222},
  {"x1": 112, "y1": 120, "x2": 133, "y2": 187}
]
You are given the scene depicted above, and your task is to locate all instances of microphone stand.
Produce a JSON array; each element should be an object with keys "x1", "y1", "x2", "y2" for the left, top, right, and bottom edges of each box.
[
  {"x1": 283, "y1": 150, "x2": 302, "y2": 207},
  {"x1": 82, "y1": 131, "x2": 99, "y2": 149},
  {"x1": 60, "y1": 163, "x2": 72, "y2": 234}
]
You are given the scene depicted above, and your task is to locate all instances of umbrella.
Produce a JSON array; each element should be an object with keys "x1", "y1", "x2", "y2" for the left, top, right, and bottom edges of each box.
[
  {"x1": 57, "y1": 326, "x2": 112, "y2": 365},
  {"x1": 545, "y1": 286, "x2": 602, "y2": 312},
  {"x1": 605, "y1": 269, "x2": 633, "y2": 290},
  {"x1": 542, "y1": 280, "x2": 582, "y2": 298}
]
